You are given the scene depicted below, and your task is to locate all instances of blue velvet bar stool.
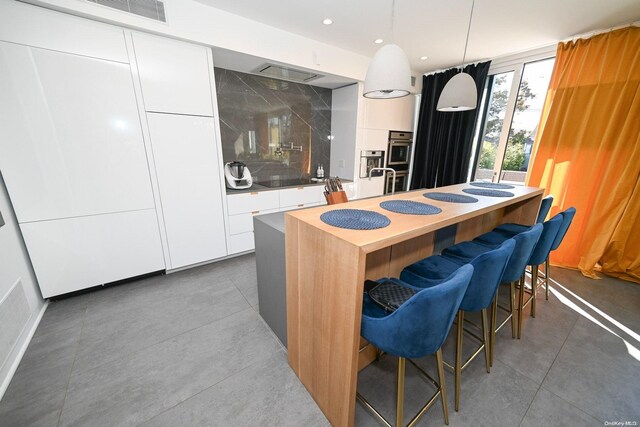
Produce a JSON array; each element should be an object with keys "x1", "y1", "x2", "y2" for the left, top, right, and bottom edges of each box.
[
  {"x1": 542, "y1": 207, "x2": 576, "y2": 299},
  {"x1": 358, "y1": 265, "x2": 473, "y2": 427},
  {"x1": 442, "y1": 224, "x2": 543, "y2": 362},
  {"x1": 483, "y1": 214, "x2": 563, "y2": 336},
  {"x1": 536, "y1": 195, "x2": 554, "y2": 223},
  {"x1": 400, "y1": 239, "x2": 515, "y2": 412}
]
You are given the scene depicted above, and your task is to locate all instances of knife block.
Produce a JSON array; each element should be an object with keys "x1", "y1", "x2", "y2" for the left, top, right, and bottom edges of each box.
[{"x1": 325, "y1": 191, "x2": 348, "y2": 205}]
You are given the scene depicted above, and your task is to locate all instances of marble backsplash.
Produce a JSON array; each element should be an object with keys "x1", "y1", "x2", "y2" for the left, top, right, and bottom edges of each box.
[{"x1": 214, "y1": 67, "x2": 332, "y2": 183}]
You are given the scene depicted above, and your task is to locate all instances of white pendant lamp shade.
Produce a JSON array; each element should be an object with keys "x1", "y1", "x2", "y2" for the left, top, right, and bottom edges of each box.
[
  {"x1": 436, "y1": 72, "x2": 477, "y2": 111},
  {"x1": 363, "y1": 44, "x2": 412, "y2": 99}
]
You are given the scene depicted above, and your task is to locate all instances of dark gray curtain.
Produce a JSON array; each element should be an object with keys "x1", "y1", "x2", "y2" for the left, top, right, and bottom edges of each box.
[{"x1": 410, "y1": 61, "x2": 491, "y2": 189}]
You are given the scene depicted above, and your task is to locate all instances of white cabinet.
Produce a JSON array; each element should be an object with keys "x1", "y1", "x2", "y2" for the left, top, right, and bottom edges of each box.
[
  {"x1": 21, "y1": 210, "x2": 164, "y2": 298},
  {"x1": 362, "y1": 95, "x2": 415, "y2": 131},
  {"x1": 0, "y1": 42, "x2": 155, "y2": 223},
  {"x1": 146, "y1": 113, "x2": 227, "y2": 269},
  {"x1": 225, "y1": 185, "x2": 328, "y2": 254},
  {"x1": 0, "y1": 40, "x2": 165, "y2": 297},
  {"x1": 227, "y1": 191, "x2": 280, "y2": 215},
  {"x1": 279, "y1": 186, "x2": 325, "y2": 208},
  {"x1": 132, "y1": 32, "x2": 214, "y2": 116},
  {"x1": 0, "y1": 1, "x2": 129, "y2": 63}
]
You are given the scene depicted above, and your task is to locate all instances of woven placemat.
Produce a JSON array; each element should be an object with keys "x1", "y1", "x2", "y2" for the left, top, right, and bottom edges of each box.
[
  {"x1": 462, "y1": 188, "x2": 514, "y2": 197},
  {"x1": 320, "y1": 209, "x2": 390, "y2": 230},
  {"x1": 380, "y1": 200, "x2": 442, "y2": 215},
  {"x1": 469, "y1": 181, "x2": 515, "y2": 189},
  {"x1": 423, "y1": 192, "x2": 478, "y2": 203}
]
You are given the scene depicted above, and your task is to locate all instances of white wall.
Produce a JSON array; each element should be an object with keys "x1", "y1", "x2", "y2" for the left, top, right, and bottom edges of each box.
[
  {"x1": 0, "y1": 174, "x2": 45, "y2": 399},
  {"x1": 330, "y1": 84, "x2": 359, "y2": 181},
  {"x1": 22, "y1": 0, "x2": 372, "y2": 82}
]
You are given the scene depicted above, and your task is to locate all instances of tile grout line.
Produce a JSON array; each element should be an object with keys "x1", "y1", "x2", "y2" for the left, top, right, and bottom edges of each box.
[
  {"x1": 134, "y1": 349, "x2": 284, "y2": 426},
  {"x1": 132, "y1": 330, "x2": 284, "y2": 425},
  {"x1": 227, "y1": 272, "x2": 287, "y2": 352},
  {"x1": 67, "y1": 281, "x2": 250, "y2": 377},
  {"x1": 517, "y1": 312, "x2": 580, "y2": 427},
  {"x1": 55, "y1": 303, "x2": 89, "y2": 427}
]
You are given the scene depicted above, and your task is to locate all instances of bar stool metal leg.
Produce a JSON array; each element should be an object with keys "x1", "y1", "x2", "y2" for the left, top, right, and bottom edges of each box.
[
  {"x1": 435, "y1": 349, "x2": 449, "y2": 425},
  {"x1": 396, "y1": 357, "x2": 405, "y2": 427},
  {"x1": 518, "y1": 275, "x2": 525, "y2": 339},
  {"x1": 455, "y1": 310, "x2": 463, "y2": 412},
  {"x1": 509, "y1": 281, "x2": 517, "y2": 338},
  {"x1": 531, "y1": 265, "x2": 538, "y2": 318},
  {"x1": 545, "y1": 258, "x2": 550, "y2": 300},
  {"x1": 481, "y1": 308, "x2": 491, "y2": 373},
  {"x1": 490, "y1": 295, "x2": 497, "y2": 367}
]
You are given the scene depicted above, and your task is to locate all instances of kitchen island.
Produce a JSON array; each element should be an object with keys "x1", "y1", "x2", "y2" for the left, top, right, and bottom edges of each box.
[{"x1": 284, "y1": 183, "x2": 544, "y2": 427}]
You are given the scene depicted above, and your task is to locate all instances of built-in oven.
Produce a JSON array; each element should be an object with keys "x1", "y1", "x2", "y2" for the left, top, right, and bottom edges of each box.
[
  {"x1": 386, "y1": 171, "x2": 408, "y2": 194},
  {"x1": 387, "y1": 131, "x2": 413, "y2": 172},
  {"x1": 359, "y1": 150, "x2": 385, "y2": 178},
  {"x1": 385, "y1": 131, "x2": 413, "y2": 193}
]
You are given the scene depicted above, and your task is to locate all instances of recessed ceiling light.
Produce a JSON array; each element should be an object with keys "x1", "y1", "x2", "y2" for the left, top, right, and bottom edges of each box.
[
  {"x1": 374, "y1": 39, "x2": 383, "y2": 44},
  {"x1": 420, "y1": 56, "x2": 428, "y2": 60},
  {"x1": 322, "y1": 18, "x2": 333, "y2": 25}
]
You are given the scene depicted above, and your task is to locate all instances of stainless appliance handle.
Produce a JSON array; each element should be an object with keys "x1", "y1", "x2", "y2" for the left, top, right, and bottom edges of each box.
[{"x1": 369, "y1": 167, "x2": 396, "y2": 195}]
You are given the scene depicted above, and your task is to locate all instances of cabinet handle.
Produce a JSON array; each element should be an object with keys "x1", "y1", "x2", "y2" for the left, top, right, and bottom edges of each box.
[
  {"x1": 297, "y1": 187, "x2": 303, "y2": 190},
  {"x1": 250, "y1": 192, "x2": 259, "y2": 195},
  {"x1": 251, "y1": 210, "x2": 260, "y2": 215},
  {"x1": 297, "y1": 204, "x2": 304, "y2": 207}
]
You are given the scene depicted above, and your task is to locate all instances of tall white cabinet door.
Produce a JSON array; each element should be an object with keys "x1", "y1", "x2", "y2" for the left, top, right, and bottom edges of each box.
[
  {"x1": 0, "y1": 42, "x2": 155, "y2": 222},
  {"x1": 146, "y1": 113, "x2": 227, "y2": 268},
  {"x1": 132, "y1": 33, "x2": 214, "y2": 116}
]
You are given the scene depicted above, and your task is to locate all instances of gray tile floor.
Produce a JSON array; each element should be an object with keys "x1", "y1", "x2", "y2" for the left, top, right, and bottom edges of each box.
[{"x1": 1, "y1": 254, "x2": 638, "y2": 426}]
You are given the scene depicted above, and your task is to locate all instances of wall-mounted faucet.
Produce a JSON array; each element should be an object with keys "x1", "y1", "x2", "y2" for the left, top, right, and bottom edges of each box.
[
  {"x1": 280, "y1": 142, "x2": 303, "y2": 152},
  {"x1": 369, "y1": 167, "x2": 397, "y2": 195}
]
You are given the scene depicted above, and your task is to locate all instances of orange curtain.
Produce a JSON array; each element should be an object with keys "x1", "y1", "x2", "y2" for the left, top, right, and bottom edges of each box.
[{"x1": 526, "y1": 27, "x2": 640, "y2": 283}]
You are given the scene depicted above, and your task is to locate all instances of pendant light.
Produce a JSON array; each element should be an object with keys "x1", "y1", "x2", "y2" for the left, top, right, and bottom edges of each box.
[
  {"x1": 437, "y1": 0, "x2": 477, "y2": 111},
  {"x1": 363, "y1": 0, "x2": 411, "y2": 99}
]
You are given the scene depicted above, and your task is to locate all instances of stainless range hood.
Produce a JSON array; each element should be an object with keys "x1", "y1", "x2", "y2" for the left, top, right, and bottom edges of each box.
[{"x1": 252, "y1": 63, "x2": 324, "y2": 83}]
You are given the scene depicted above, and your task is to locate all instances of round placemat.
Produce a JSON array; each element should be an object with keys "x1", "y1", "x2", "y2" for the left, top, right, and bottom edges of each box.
[
  {"x1": 380, "y1": 200, "x2": 442, "y2": 215},
  {"x1": 320, "y1": 209, "x2": 390, "y2": 230},
  {"x1": 469, "y1": 181, "x2": 515, "y2": 189},
  {"x1": 462, "y1": 188, "x2": 514, "y2": 197},
  {"x1": 423, "y1": 192, "x2": 478, "y2": 203}
]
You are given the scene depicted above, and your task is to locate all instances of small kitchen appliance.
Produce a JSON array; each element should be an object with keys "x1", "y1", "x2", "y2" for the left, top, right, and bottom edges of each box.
[{"x1": 224, "y1": 161, "x2": 253, "y2": 189}]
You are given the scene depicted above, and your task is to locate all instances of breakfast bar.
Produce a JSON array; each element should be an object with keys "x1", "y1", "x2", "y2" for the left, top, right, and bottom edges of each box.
[{"x1": 285, "y1": 183, "x2": 544, "y2": 427}]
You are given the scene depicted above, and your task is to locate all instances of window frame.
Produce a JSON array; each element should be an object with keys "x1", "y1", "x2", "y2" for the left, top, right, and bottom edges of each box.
[{"x1": 469, "y1": 45, "x2": 557, "y2": 183}]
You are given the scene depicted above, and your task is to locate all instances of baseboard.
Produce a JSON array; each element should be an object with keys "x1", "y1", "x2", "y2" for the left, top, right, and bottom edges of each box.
[{"x1": 0, "y1": 300, "x2": 48, "y2": 401}]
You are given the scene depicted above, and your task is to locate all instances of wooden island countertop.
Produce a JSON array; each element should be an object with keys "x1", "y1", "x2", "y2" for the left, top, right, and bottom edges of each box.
[{"x1": 285, "y1": 183, "x2": 543, "y2": 427}]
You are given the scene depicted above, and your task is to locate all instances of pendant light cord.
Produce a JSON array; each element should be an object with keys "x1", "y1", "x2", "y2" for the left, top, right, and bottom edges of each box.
[
  {"x1": 391, "y1": 0, "x2": 396, "y2": 41},
  {"x1": 461, "y1": 0, "x2": 474, "y2": 71}
]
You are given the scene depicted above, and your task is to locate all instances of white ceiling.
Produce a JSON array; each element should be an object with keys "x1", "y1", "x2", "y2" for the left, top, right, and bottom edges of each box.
[{"x1": 194, "y1": 0, "x2": 640, "y2": 74}]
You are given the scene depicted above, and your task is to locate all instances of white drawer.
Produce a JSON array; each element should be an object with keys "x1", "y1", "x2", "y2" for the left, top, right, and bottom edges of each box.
[
  {"x1": 229, "y1": 231, "x2": 255, "y2": 254},
  {"x1": 227, "y1": 191, "x2": 279, "y2": 215},
  {"x1": 279, "y1": 202, "x2": 322, "y2": 212},
  {"x1": 228, "y1": 208, "x2": 278, "y2": 235},
  {"x1": 279, "y1": 186, "x2": 323, "y2": 208}
]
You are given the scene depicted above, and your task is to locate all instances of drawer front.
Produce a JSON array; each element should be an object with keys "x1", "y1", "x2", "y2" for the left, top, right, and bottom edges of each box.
[
  {"x1": 229, "y1": 231, "x2": 255, "y2": 254},
  {"x1": 227, "y1": 191, "x2": 279, "y2": 215},
  {"x1": 279, "y1": 186, "x2": 323, "y2": 208},
  {"x1": 228, "y1": 208, "x2": 278, "y2": 235},
  {"x1": 280, "y1": 202, "x2": 323, "y2": 212}
]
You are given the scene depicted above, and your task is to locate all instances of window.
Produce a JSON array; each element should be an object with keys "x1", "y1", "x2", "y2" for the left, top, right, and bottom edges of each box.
[{"x1": 470, "y1": 56, "x2": 556, "y2": 184}]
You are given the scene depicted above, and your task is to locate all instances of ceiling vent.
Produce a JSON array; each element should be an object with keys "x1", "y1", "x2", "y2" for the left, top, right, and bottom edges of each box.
[
  {"x1": 86, "y1": 0, "x2": 167, "y2": 23},
  {"x1": 252, "y1": 64, "x2": 324, "y2": 83}
]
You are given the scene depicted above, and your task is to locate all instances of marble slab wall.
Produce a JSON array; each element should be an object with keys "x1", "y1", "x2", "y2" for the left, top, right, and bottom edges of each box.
[{"x1": 214, "y1": 67, "x2": 332, "y2": 182}]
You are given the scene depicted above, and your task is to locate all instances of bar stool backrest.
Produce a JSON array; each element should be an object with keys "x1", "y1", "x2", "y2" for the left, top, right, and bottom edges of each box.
[
  {"x1": 501, "y1": 223, "x2": 543, "y2": 283},
  {"x1": 551, "y1": 207, "x2": 576, "y2": 251},
  {"x1": 360, "y1": 265, "x2": 474, "y2": 359},
  {"x1": 528, "y1": 214, "x2": 563, "y2": 266},
  {"x1": 460, "y1": 239, "x2": 515, "y2": 312},
  {"x1": 536, "y1": 195, "x2": 554, "y2": 223}
]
